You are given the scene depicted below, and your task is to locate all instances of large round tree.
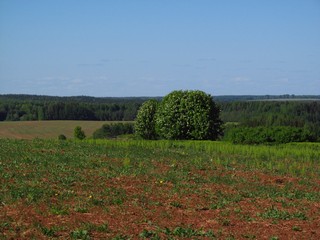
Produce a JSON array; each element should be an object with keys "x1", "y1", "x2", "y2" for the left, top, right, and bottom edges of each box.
[{"x1": 155, "y1": 90, "x2": 222, "y2": 140}]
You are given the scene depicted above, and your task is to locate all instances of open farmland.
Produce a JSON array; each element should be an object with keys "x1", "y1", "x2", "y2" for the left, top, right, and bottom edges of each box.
[
  {"x1": 0, "y1": 121, "x2": 125, "y2": 140},
  {"x1": 0, "y1": 139, "x2": 319, "y2": 239}
]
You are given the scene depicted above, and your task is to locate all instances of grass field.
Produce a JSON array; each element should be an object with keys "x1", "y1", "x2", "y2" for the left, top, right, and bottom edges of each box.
[
  {"x1": 0, "y1": 121, "x2": 125, "y2": 140},
  {"x1": 0, "y1": 138, "x2": 319, "y2": 239}
]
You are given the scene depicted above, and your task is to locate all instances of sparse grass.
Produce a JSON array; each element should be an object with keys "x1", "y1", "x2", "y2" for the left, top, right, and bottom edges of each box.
[
  {"x1": 0, "y1": 138, "x2": 319, "y2": 239},
  {"x1": 257, "y1": 206, "x2": 308, "y2": 220}
]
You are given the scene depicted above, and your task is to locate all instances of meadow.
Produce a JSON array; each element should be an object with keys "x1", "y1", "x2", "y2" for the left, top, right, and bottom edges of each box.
[{"x1": 0, "y1": 138, "x2": 319, "y2": 239}]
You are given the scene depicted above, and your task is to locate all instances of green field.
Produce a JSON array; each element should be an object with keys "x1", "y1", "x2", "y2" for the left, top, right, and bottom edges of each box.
[
  {"x1": 0, "y1": 138, "x2": 319, "y2": 239},
  {"x1": 0, "y1": 121, "x2": 126, "y2": 140}
]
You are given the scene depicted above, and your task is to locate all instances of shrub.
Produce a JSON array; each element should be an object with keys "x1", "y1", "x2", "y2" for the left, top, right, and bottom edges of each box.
[
  {"x1": 74, "y1": 126, "x2": 86, "y2": 140},
  {"x1": 93, "y1": 122, "x2": 134, "y2": 139},
  {"x1": 134, "y1": 99, "x2": 159, "y2": 139},
  {"x1": 58, "y1": 134, "x2": 67, "y2": 140}
]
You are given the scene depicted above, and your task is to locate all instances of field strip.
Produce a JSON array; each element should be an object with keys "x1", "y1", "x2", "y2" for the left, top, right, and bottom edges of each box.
[{"x1": 0, "y1": 120, "x2": 126, "y2": 139}]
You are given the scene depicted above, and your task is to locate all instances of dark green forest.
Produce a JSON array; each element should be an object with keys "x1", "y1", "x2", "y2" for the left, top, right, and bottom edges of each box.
[
  {"x1": 0, "y1": 95, "x2": 152, "y2": 121},
  {"x1": 1, "y1": 94, "x2": 319, "y2": 141},
  {"x1": 221, "y1": 100, "x2": 319, "y2": 129},
  {"x1": 220, "y1": 100, "x2": 320, "y2": 142}
]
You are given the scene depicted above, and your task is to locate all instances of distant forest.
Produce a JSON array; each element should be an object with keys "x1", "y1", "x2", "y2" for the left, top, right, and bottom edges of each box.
[
  {"x1": 0, "y1": 94, "x2": 319, "y2": 139},
  {"x1": 0, "y1": 94, "x2": 152, "y2": 121}
]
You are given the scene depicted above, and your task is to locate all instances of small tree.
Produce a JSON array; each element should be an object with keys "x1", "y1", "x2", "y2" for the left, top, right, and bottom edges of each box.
[
  {"x1": 134, "y1": 99, "x2": 159, "y2": 139},
  {"x1": 155, "y1": 90, "x2": 222, "y2": 140},
  {"x1": 74, "y1": 126, "x2": 86, "y2": 140}
]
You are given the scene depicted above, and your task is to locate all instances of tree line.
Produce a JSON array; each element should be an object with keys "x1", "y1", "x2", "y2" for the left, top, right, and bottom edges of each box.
[
  {"x1": 0, "y1": 97, "x2": 146, "y2": 121},
  {"x1": 221, "y1": 100, "x2": 320, "y2": 142},
  {"x1": 220, "y1": 101, "x2": 320, "y2": 125},
  {"x1": 1, "y1": 94, "x2": 319, "y2": 141}
]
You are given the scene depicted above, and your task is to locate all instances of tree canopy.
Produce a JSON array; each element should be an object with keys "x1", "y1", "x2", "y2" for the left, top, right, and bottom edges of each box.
[
  {"x1": 135, "y1": 90, "x2": 223, "y2": 140},
  {"x1": 134, "y1": 99, "x2": 159, "y2": 140}
]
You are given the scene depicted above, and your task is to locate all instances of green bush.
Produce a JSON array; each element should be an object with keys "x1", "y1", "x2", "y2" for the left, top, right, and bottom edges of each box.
[
  {"x1": 74, "y1": 126, "x2": 86, "y2": 140},
  {"x1": 224, "y1": 126, "x2": 314, "y2": 144},
  {"x1": 152, "y1": 90, "x2": 222, "y2": 140},
  {"x1": 93, "y1": 122, "x2": 134, "y2": 139},
  {"x1": 58, "y1": 134, "x2": 67, "y2": 140},
  {"x1": 134, "y1": 99, "x2": 159, "y2": 139}
]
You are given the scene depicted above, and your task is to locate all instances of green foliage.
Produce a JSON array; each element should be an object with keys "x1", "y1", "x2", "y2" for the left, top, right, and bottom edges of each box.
[
  {"x1": 37, "y1": 223, "x2": 58, "y2": 237},
  {"x1": 134, "y1": 99, "x2": 159, "y2": 139},
  {"x1": 155, "y1": 90, "x2": 222, "y2": 140},
  {"x1": 165, "y1": 226, "x2": 215, "y2": 238},
  {"x1": 258, "y1": 206, "x2": 308, "y2": 220},
  {"x1": 0, "y1": 94, "x2": 148, "y2": 121},
  {"x1": 58, "y1": 134, "x2": 67, "y2": 140},
  {"x1": 224, "y1": 126, "x2": 314, "y2": 144},
  {"x1": 70, "y1": 229, "x2": 91, "y2": 240},
  {"x1": 1, "y1": 94, "x2": 320, "y2": 141},
  {"x1": 220, "y1": 100, "x2": 320, "y2": 141},
  {"x1": 74, "y1": 126, "x2": 86, "y2": 140},
  {"x1": 139, "y1": 229, "x2": 159, "y2": 238},
  {"x1": 50, "y1": 205, "x2": 69, "y2": 215},
  {"x1": 139, "y1": 226, "x2": 215, "y2": 238},
  {"x1": 92, "y1": 123, "x2": 134, "y2": 139}
]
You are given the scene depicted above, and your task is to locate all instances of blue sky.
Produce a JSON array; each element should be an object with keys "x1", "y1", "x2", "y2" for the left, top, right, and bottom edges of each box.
[{"x1": 0, "y1": 0, "x2": 319, "y2": 97}]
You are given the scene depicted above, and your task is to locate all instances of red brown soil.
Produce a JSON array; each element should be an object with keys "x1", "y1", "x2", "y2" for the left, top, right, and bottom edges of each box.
[{"x1": 1, "y1": 169, "x2": 319, "y2": 239}]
